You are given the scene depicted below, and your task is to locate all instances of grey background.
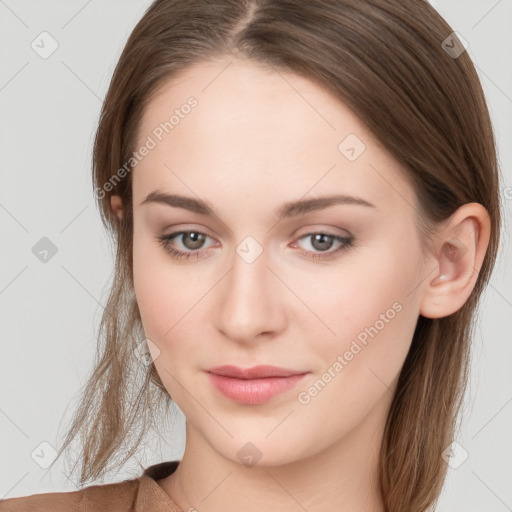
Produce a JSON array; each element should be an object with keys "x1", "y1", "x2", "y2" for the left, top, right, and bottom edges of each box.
[{"x1": 0, "y1": 1, "x2": 511, "y2": 510}]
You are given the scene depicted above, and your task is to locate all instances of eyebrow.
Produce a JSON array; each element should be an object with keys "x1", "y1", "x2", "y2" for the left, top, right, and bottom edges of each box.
[{"x1": 140, "y1": 191, "x2": 376, "y2": 218}]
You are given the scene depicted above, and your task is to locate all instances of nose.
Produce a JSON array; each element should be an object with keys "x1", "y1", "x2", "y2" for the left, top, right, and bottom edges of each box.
[{"x1": 213, "y1": 248, "x2": 287, "y2": 345}]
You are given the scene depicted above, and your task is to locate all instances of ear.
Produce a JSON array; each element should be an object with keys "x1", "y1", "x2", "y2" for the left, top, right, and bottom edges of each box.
[
  {"x1": 419, "y1": 202, "x2": 491, "y2": 319},
  {"x1": 110, "y1": 194, "x2": 124, "y2": 221}
]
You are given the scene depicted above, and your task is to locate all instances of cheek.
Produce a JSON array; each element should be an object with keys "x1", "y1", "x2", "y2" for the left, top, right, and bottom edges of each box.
[
  {"x1": 288, "y1": 246, "x2": 421, "y2": 449},
  {"x1": 132, "y1": 244, "x2": 203, "y2": 399},
  {"x1": 132, "y1": 229, "x2": 213, "y2": 357},
  {"x1": 298, "y1": 236, "x2": 423, "y2": 377},
  {"x1": 133, "y1": 228, "x2": 182, "y2": 340}
]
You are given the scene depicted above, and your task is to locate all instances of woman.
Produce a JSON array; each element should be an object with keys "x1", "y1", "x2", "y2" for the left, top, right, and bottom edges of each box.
[{"x1": 1, "y1": 1, "x2": 502, "y2": 511}]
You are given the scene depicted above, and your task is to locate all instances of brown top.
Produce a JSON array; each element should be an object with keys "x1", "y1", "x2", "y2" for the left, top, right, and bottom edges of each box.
[{"x1": 0, "y1": 460, "x2": 183, "y2": 512}]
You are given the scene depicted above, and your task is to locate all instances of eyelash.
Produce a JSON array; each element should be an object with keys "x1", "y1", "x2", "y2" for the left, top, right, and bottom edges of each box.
[{"x1": 156, "y1": 230, "x2": 354, "y2": 261}]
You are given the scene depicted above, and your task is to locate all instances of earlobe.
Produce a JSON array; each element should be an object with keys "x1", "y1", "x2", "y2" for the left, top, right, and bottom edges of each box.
[
  {"x1": 420, "y1": 203, "x2": 490, "y2": 319},
  {"x1": 110, "y1": 194, "x2": 124, "y2": 221}
]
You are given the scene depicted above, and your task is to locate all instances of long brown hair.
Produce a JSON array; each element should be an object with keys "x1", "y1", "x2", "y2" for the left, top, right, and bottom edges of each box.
[{"x1": 53, "y1": 1, "x2": 502, "y2": 511}]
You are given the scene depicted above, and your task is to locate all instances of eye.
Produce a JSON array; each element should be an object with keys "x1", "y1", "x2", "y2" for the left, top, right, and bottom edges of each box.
[
  {"x1": 291, "y1": 232, "x2": 354, "y2": 259},
  {"x1": 156, "y1": 230, "x2": 355, "y2": 261},
  {"x1": 157, "y1": 230, "x2": 216, "y2": 260}
]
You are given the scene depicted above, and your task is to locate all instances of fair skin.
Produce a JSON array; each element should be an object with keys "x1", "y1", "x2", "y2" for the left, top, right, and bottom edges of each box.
[{"x1": 110, "y1": 57, "x2": 490, "y2": 512}]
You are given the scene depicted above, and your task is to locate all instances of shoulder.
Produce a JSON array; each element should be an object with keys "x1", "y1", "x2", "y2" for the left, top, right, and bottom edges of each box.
[{"x1": 0, "y1": 477, "x2": 140, "y2": 512}]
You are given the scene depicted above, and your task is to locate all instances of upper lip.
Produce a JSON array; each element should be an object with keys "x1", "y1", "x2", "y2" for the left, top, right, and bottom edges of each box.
[{"x1": 206, "y1": 365, "x2": 308, "y2": 379}]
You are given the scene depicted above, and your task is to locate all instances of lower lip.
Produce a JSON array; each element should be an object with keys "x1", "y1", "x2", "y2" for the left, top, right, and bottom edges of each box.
[{"x1": 206, "y1": 372, "x2": 308, "y2": 405}]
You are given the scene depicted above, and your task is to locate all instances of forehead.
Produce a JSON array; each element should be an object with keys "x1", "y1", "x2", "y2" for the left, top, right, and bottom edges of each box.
[
  {"x1": 132, "y1": 57, "x2": 416, "y2": 217},
  {"x1": 138, "y1": 57, "x2": 367, "y2": 148}
]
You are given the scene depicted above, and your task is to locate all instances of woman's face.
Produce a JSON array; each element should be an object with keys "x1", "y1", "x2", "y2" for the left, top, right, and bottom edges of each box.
[{"x1": 129, "y1": 57, "x2": 430, "y2": 466}]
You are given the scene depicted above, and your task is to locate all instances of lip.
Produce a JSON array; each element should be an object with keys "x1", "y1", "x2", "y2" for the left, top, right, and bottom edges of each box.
[
  {"x1": 205, "y1": 365, "x2": 309, "y2": 405},
  {"x1": 207, "y1": 364, "x2": 307, "y2": 379}
]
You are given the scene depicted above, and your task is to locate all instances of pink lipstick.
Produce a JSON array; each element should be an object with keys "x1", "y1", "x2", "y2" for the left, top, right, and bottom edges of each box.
[{"x1": 206, "y1": 365, "x2": 309, "y2": 405}]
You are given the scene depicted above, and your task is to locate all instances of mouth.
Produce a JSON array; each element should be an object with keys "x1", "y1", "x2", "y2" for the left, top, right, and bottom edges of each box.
[
  {"x1": 205, "y1": 365, "x2": 310, "y2": 405},
  {"x1": 206, "y1": 364, "x2": 308, "y2": 379}
]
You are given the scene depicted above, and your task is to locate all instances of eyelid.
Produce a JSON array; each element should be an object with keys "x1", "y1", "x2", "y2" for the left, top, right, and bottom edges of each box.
[
  {"x1": 160, "y1": 223, "x2": 217, "y2": 237},
  {"x1": 293, "y1": 225, "x2": 352, "y2": 238},
  {"x1": 293, "y1": 230, "x2": 353, "y2": 244}
]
